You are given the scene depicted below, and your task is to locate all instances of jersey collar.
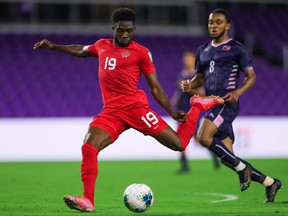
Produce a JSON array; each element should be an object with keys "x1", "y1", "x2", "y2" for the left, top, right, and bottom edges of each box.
[{"x1": 211, "y1": 38, "x2": 232, "y2": 47}]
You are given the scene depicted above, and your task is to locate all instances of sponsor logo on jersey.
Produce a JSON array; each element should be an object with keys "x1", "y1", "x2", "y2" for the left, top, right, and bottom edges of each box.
[{"x1": 122, "y1": 50, "x2": 130, "y2": 58}]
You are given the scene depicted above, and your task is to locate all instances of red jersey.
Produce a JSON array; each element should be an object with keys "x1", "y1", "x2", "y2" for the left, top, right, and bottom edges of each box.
[{"x1": 88, "y1": 39, "x2": 156, "y2": 109}]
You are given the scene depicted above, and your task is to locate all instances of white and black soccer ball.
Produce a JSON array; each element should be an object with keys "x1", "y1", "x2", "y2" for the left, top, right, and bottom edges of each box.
[{"x1": 123, "y1": 183, "x2": 154, "y2": 213}]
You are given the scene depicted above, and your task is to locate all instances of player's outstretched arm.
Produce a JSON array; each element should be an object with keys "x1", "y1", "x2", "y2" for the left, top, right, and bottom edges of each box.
[
  {"x1": 222, "y1": 69, "x2": 256, "y2": 103},
  {"x1": 33, "y1": 39, "x2": 92, "y2": 57},
  {"x1": 146, "y1": 73, "x2": 187, "y2": 122}
]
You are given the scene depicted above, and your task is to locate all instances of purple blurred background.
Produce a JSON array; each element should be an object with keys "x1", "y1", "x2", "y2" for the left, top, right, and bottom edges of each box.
[
  {"x1": 1, "y1": 33, "x2": 287, "y2": 117},
  {"x1": 1, "y1": 2, "x2": 288, "y2": 117}
]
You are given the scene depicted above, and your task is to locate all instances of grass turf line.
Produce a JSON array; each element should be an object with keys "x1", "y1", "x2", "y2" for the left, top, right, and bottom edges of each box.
[{"x1": 0, "y1": 159, "x2": 287, "y2": 216}]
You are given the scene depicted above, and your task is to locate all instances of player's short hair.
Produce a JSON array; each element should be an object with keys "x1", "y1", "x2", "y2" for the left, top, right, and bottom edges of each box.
[
  {"x1": 111, "y1": 7, "x2": 136, "y2": 24},
  {"x1": 183, "y1": 50, "x2": 196, "y2": 57},
  {"x1": 184, "y1": 50, "x2": 196, "y2": 55},
  {"x1": 211, "y1": 8, "x2": 231, "y2": 23}
]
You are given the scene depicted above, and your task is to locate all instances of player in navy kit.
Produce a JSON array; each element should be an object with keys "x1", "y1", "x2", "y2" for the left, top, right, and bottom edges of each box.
[
  {"x1": 171, "y1": 51, "x2": 220, "y2": 173},
  {"x1": 182, "y1": 8, "x2": 282, "y2": 202},
  {"x1": 33, "y1": 8, "x2": 224, "y2": 212}
]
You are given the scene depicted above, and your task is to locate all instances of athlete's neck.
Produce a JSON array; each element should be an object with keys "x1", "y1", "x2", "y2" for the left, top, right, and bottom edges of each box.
[
  {"x1": 212, "y1": 36, "x2": 230, "y2": 45},
  {"x1": 113, "y1": 40, "x2": 131, "y2": 47},
  {"x1": 114, "y1": 41, "x2": 120, "y2": 46}
]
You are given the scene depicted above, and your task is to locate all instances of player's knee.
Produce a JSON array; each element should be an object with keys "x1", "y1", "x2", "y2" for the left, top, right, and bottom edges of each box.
[
  {"x1": 172, "y1": 140, "x2": 183, "y2": 152},
  {"x1": 167, "y1": 140, "x2": 182, "y2": 152},
  {"x1": 176, "y1": 144, "x2": 183, "y2": 152},
  {"x1": 83, "y1": 127, "x2": 112, "y2": 151},
  {"x1": 198, "y1": 134, "x2": 213, "y2": 148}
]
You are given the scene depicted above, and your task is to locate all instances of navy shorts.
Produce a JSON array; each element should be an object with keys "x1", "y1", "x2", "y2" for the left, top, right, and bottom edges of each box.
[{"x1": 204, "y1": 103, "x2": 240, "y2": 141}]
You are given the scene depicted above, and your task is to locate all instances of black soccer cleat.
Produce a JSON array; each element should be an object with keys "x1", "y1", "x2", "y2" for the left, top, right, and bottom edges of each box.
[
  {"x1": 264, "y1": 178, "x2": 282, "y2": 203},
  {"x1": 237, "y1": 165, "x2": 252, "y2": 191}
]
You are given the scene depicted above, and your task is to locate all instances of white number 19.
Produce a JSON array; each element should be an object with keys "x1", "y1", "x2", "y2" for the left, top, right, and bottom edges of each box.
[
  {"x1": 104, "y1": 57, "x2": 116, "y2": 70},
  {"x1": 141, "y1": 112, "x2": 159, "y2": 128}
]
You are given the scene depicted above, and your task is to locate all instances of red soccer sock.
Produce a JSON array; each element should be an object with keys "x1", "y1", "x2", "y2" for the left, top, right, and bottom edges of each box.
[
  {"x1": 177, "y1": 105, "x2": 202, "y2": 151},
  {"x1": 81, "y1": 143, "x2": 99, "y2": 205}
]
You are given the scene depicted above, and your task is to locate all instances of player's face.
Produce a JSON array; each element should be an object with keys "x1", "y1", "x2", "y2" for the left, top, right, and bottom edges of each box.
[
  {"x1": 112, "y1": 21, "x2": 136, "y2": 47},
  {"x1": 183, "y1": 53, "x2": 195, "y2": 71},
  {"x1": 208, "y1": 13, "x2": 230, "y2": 41}
]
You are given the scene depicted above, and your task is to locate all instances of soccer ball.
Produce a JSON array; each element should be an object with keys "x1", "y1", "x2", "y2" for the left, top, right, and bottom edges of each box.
[{"x1": 123, "y1": 183, "x2": 154, "y2": 213}]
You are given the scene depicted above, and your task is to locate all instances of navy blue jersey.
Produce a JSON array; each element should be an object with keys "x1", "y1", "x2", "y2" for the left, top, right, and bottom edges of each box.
[
  {"x1": 195, "y1": 39, "x2": 253, "y2": 97},
  {"x1": 176, "y1": 71, "x2": 195, "y2": 112}
]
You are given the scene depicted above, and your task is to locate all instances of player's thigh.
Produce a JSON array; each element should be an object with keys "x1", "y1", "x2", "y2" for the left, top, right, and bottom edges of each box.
[
  {"x1": 197, "y1": 118, "x2": 218, "y2": 147},
  {"x1": 152, "y1": 125, "x2": 182, "y2": 151},
  {"x1": 84, "y1": 127, "x2": 113, "y2": 151},
  {"x1": 126, "y1": 106, "x2": 168, "y2": 136},
  {"x1": 88, "y1": 112, "x2": 127, "y2": 151},
  {"x1": 126, "y1": 106, "x2": 181, "y2": 151}
]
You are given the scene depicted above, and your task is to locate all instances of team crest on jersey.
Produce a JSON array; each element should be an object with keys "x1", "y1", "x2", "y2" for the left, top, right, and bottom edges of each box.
[
  {"x1": 122, "y1": 50, "x2": 130, "y2": 58},
  {"x1": 222, "y1": 46, "x2": 231, "y2": 51}
]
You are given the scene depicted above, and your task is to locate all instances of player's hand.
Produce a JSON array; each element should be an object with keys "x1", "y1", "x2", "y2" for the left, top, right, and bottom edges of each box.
[
  {"x1": 171, "y1": 111, "x2": 187, "y2": 123},
  {"x1": 33, "y1": 39, "x2": 55, "y2": 50},
  {"x1": 181, "y1": 79, "x2": 192, "y2": 92},
  {"x1": 222, "y1": 91, "x2": 240, "y2": 104}
]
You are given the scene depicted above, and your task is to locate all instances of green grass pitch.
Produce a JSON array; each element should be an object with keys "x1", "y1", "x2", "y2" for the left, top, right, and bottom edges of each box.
[{"x1": 0, "y1": 159, "x2": 287, "y2": 216}]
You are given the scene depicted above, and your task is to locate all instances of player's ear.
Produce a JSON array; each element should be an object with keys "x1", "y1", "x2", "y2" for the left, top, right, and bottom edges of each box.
[{"x1": 225, "y1": 23, "x2": 230, "y2": 31}]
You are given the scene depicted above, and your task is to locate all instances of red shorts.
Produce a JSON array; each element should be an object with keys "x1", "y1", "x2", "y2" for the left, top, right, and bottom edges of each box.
[{"x1": 89, "y1": 105, "x2": 168, "y2": 142}]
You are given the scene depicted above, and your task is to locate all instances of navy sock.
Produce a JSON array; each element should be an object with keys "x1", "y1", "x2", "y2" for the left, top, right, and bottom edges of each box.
[
  {"x1": 180, "y1": 153, "x2": 189, "y2": 169},
  {"x1": 208, "y1": 138, "x2": 238, "y2": 167},
  {"x1": 239, "y1": 159, "x2": 266, "y2": 183}
]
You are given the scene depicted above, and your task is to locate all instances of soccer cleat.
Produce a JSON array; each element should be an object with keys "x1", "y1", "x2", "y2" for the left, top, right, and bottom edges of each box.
[
  {"x1": 63, "y1": 195, "x2": 95, "y2": 212},
  {"x1": 190, "y1": 95, "x2": 225, "y2": 111},
  {"x1": 264, "y1": 178, "x2": 282, "y2": 203},
  {"x1": 237, "y1": 165, "x2": 252, "y2": 191}
]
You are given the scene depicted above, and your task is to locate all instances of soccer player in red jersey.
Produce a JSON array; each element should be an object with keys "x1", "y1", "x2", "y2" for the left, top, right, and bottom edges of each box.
[{"x1": 33, "y1": 7, "x2": 223, "y2": 212}]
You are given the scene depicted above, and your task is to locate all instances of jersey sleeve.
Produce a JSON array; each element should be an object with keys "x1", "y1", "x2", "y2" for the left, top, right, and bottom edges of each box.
[
  {"x1": 139, "y1": 48, "x2": 156, "y2": 76},
  {"x1": 87, "y1": 40, "x2": 100, "y2": 57},
  {"x1": 237, "y1": 44, "x2": 253, "y2": 72}
]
